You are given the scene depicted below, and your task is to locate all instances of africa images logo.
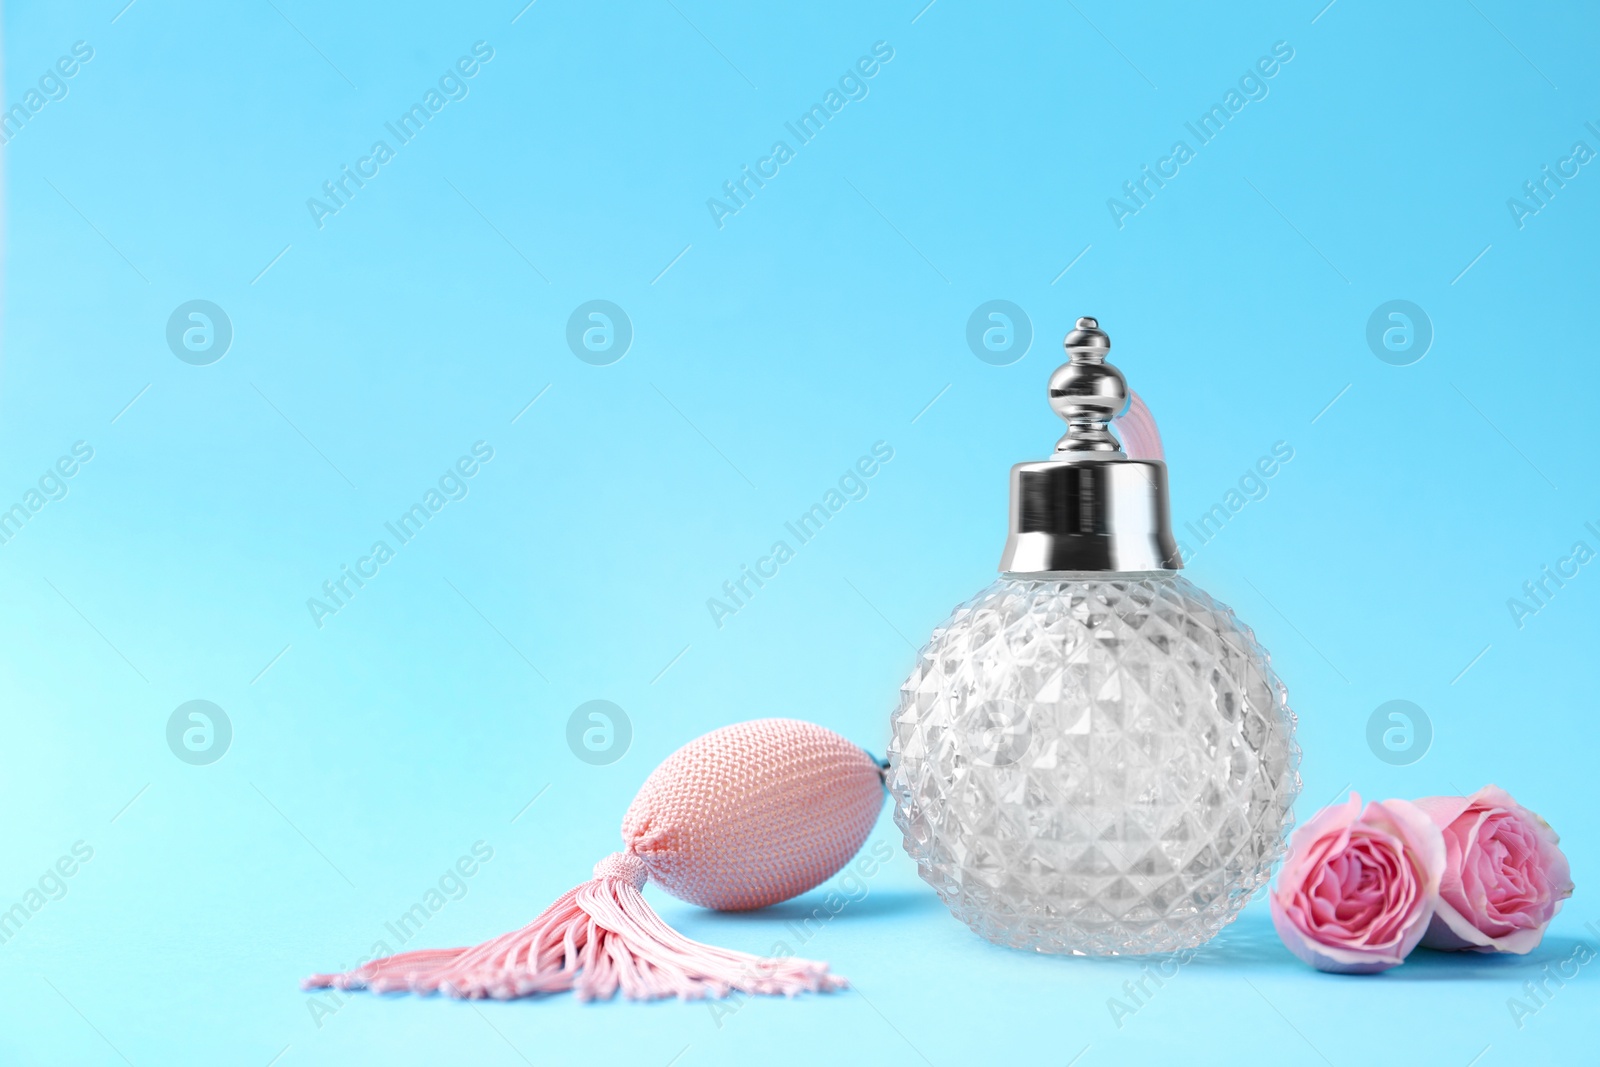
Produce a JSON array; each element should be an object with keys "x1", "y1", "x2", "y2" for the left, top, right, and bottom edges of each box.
[
  {"x1": 0, "y1": 40, "x2": 94, "y2": 146},
  {"x1": 305, "y1": 42, "x2": 495, "y2": 229},
  {"x1": 305, "y1": 442, "x2": 494, "y2": 628},
  {"x1": 1106, "y1": 41, "x2": 1295, "y2": 229},
  {"x1": 705, "y1": 41, "x2": 895, "y2": 229},
  {"x1": 705, "y1": 442, "x2": 894, "y2": 628}
]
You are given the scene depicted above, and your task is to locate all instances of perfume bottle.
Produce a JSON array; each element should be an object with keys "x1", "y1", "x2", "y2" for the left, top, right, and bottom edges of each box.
[{"x1": 887, "y1": 317, "x2": 1300, "y2": 955}]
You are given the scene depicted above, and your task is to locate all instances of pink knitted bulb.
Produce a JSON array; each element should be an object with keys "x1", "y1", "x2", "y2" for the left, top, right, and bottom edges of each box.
[{"x1": 624, "y1": 718, "x2": 885, "y2": 911}]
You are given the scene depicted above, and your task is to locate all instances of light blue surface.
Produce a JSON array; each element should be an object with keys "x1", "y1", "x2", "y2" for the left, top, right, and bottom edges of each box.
[{"x1": 3, "y1": 1, "x2": 1597, "y2": 1064}]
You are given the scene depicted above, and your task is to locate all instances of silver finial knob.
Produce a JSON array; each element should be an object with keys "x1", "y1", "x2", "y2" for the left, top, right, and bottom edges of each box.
[
  {"x1": 999, "y1": 315, "x2": 1179, "y2": 574},
  {"x1": 1049, "y1": 316, "x2": 1126, "y2": 454}
]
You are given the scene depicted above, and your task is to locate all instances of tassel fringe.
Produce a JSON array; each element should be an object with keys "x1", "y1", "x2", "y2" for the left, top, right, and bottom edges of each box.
[{"x1": 301, "y1": 852, "x2": 847, "y2": 1002}]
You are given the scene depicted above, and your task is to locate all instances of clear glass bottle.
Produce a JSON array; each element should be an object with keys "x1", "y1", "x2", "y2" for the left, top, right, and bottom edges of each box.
[{"x1": 887, "y1": 317, "x2": 1299, "y2": 955}]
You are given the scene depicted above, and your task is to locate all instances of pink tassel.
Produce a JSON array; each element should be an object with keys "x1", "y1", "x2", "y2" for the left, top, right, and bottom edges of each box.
[
  {"x1": 304, "y1": 720, "x2": 883, "y2": 1004},
  {"x1": 301, "y1": 852, "x2": 846, "y2": 1002}
]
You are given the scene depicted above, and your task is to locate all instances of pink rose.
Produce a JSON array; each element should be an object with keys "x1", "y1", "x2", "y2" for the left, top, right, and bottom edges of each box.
[
  {"x1": 1415, "y1": 785, "x2": 1573, "y2": 954},
  {"x1": 1270, "y1": 793, "x2": 1444, "y2": 973}
]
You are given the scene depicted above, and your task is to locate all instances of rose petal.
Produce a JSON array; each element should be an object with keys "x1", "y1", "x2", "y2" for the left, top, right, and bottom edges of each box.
[
  {"x1": 1416, "y1": 785, "x2": 1572, "y2": 954},
  {"x1": 1270, "y1": 794, "x2": 1444, "y2": 973}
]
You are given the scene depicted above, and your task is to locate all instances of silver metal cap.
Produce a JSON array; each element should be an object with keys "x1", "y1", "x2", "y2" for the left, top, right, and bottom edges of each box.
[{"x1": 998, "y1": 317, "x2": 1182, "y2": 575}]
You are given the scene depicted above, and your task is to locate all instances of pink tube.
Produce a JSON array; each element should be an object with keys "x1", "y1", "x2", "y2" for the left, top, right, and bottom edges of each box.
[{"x1": 1113, "y1": 389, "x2": 1163, "y2": 461}]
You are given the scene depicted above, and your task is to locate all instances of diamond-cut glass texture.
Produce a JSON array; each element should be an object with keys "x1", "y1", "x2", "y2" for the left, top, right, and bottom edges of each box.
[{"x1": 888, "y1": 574, "x2": 1300, "y2": 954}]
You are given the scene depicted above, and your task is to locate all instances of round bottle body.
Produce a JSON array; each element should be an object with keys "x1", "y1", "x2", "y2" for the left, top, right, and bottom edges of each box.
[{"x1": 887, "y1": 573, "x2": 1300, "y2": 955}]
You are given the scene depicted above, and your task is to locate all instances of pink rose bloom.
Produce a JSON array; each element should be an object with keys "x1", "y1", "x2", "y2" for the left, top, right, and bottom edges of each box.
[
  {"x1": 1415, "y1": 785, "x2": 1573, "y2": 954},
  {"x1": 1270, "y1": 793, "x2": 1444, "y2": 973}
]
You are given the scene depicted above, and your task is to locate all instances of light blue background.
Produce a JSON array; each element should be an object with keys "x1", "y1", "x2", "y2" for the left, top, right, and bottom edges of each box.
[{"x1": 3, "y1": 1, "x2": 1597, "y2": 1064}]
